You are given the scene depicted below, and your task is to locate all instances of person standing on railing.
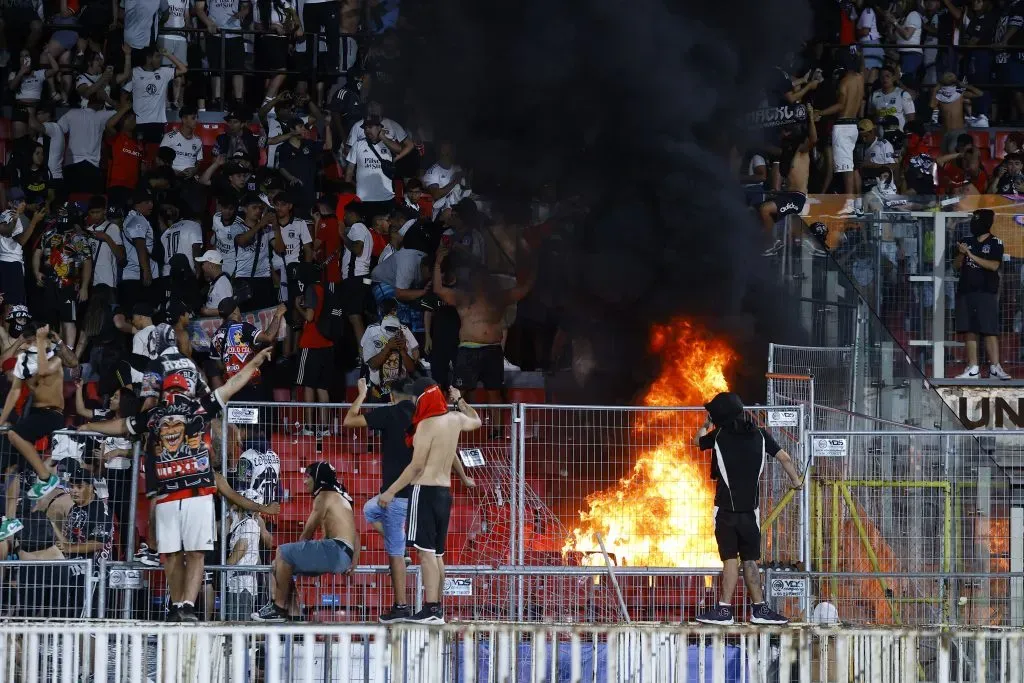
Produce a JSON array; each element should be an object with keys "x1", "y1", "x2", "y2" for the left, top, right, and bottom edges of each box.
[
  {"x1": 993, "y1": 0, "x2": 1024, "y2": 121},
  {"x1": 343, "y1": 376, "x2": 415, "y2": 624},
  {"x1": 693, "y1": 391, "x2": 803, "y2": 627},
  {"x1": 157, "y1": 0, "x2": 192, "y2": 109},
  {"x1": 954, "y1": 209, "x2": 1011, "y2": 380},
  {"x1": 375, "y1": 382, "x2": 480, "y2": 625},
  {"x1": 123, "y1": 44, "x2": 188, "y2": 154},
  {"x1": 816, "y1": 48, "x2": 864, "y2": 215},
  {"x1": 869, "y1": 65, "x2": 917, "y2": 130},
  {"x1": 124, "y1": 0, "x2": 163, "y2": 51},
  {"x1": 195, "y1": 0, "x2": 250, "y2": 108}
]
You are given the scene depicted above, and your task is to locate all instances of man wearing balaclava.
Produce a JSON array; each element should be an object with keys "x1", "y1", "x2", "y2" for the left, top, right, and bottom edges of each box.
[
  {"x1": 692, "y1": 392, "x2": 802, "y2": 626},
  {"x1": 360, "y1": 297, "x2": 420, "y2": 399},
  {"x1": 954, "y1": 209, "x2": 1010, "y2": 380}
]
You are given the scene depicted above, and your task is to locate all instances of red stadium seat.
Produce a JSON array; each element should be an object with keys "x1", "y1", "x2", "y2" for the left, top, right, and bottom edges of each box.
[
  {"x1": 967, "y1": 130, "x2": 990, "y2": 153},
  {"x1": 197, "y1": 123, "x2": 226, "y2": 149},
  {"x1": 995, "y1": 131, "x2": 1011, "y2": 159}
]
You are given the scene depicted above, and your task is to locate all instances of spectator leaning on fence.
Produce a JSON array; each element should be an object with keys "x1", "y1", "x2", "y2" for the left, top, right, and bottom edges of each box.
[{"x1": 953, "y1": 209, "x2": 1011, "y2": 380}]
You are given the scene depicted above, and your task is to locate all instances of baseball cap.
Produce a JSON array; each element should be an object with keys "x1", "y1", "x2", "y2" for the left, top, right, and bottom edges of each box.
[
  {"x1": 0, "y1": 210, "x2": 16, "y2": 225},
  {"x1": 241, "y1": 192, "x2": 264, "y2": 207},
  {"x1": 7, "y1": 187, "x2": 25, "y2": 202},
  {"x1": 162, "y1": 372, "x2": 189, "y2": 393},
  {"x1": 164, "y1": 299, "x2": 190, "y2": 323},
  {"x1": 132, "y1": 188, "x2": 154, "y2": 205},
  {"x1": 132, "y1": 302, "x2": 155, "y2": 318},
  {"x1": 218, "y1": 296, "x2": 239, "y2": 318},
  {"x1": 226, "y1": 162, "x2": 250, "y2": 177},
  {"x1": 857, "y1": 119, "x2": 875, "y2": 133},
  {"x1": 64, "y1": 460, "x2": 92, "y2": 485},
  {"x1": 195, "y1": 249, "x2": 223, "y2": 265},
  {"x1": 362, "y1": 116, "x2": 384, "y2": 129},
  {"x1": 224, "y1": 108, "x2": 244, "y2": 122}
]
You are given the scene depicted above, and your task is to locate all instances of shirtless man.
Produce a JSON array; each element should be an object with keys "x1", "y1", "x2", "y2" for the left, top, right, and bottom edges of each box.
[
  {"x1": 758, "y1": 105, "x2": 816, "y2": 255},
  {"x1": 378, "y1": 383, "x2": 481, "y2": 624},
  {"x1": 253, "y1": 461, "x2": 360, "y2": 621},
  {"x1": 817, "y1": 49, "x2": 865, "y2": 214},
  {"x1": 931, "y1": 73, "x2": 983, "y2": 153},
  {"x1": 433, "y1": 243, "x2": 532, "y2": 431},
  {"x1": 0, "y1": 323, "x2": 79, "y2": 537},
  {"x1": 0, "y1": 305, "x2": 33, "y2": 366}
]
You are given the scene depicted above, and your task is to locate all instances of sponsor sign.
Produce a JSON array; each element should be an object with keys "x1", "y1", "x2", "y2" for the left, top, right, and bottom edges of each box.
[
  {"x1": 459, "y1": 448, "x2": 486, "y2": 468},
  {"x1": 770, "y1": 577, "x2": 807, "y2": 598},
  {"x1": 767, "y1": 409, "x2": 800, "y2": 427},
  {"x1": 813, "y1": 438, "x2": 847, "y2": 458},
  {"x1": 443, "y1": 577, "x2": 473, "y2": 597},
  {"x1": 228, "y1": 407, "x2": 260, "y2": 425},
  {"x1": 745, "y1": 104, "x2": 808, "y2": 129}
]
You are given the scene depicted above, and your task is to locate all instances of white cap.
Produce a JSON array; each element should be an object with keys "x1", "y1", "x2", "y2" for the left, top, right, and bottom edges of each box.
[
  {"x1": 0, "y1": 210, "x2": 16, "y2": 224},
  {"x1": 194, "y1": 250, "x2": 223, "y2": 265}
]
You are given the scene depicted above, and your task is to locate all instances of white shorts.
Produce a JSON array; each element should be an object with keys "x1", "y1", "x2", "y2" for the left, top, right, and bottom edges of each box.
[
  {"x1": 832, "y1": 123, "x2": 859, "y2": 173},
  {"x1": 155, "y1": 495, "x2": 217, "y2": 554},
  {"x1": 159, "y1": 35, "x2": 188, "y2": 67}
]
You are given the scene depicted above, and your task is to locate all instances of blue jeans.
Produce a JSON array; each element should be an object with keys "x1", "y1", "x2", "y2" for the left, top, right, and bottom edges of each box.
[
  {"x1": 900, "y1": 52, "x2": 923, "y2": 86},
  {"x1": 364, "y1": 495, "x2": 409, "y2": 557}
]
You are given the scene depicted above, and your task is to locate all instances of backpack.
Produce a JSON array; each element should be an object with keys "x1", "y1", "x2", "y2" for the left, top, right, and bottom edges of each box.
[{"x1": 317, "y1": 282, "x2": 346, "y2": 342}]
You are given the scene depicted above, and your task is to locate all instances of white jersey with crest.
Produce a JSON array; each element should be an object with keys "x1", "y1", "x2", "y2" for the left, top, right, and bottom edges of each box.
[{"x1": 235, "y1": 448, "x2": 281, "y2": 503}]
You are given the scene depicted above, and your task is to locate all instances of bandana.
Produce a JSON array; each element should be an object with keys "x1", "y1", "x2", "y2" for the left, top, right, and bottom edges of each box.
[{"x1": 405, "y1": 384, "x2": 449, "y2": 447}]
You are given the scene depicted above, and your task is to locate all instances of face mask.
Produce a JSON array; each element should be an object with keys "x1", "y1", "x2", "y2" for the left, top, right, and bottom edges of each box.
[
  {"x1": 8, "y1": 320, "x2": 26, "y2": 338},
  {"x1": 971, "y1": 222, "x2": 988, "y2": 237}
]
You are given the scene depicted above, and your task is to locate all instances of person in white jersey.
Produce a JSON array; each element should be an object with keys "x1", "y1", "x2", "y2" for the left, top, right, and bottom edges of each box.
[
  {"x1": 212, "y1": 194, "x2": 244, "y2": 277},
  {"x1": 123, "y1": 44, "x2": 188, "y2": 145},
  {"x1": 157, "y1": 0, "x2": 192, "y2": 108},
  {"x1": 81, "y1": 195, "x2": 125, "y2": 358},
  {"x1": 160, "y1": 106, "x2": 204, "y2": 177},
  {"x1": 268, "y1": 192, "x2": 312, "y2": 304},
  {"x1": 422, "y1": 141, "x2": 471, "y2": 218}
]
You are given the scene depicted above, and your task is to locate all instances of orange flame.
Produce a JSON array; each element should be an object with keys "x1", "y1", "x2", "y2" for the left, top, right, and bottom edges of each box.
[{"x1": 563, "y1": 320, "x2": 736, "y2": 567}]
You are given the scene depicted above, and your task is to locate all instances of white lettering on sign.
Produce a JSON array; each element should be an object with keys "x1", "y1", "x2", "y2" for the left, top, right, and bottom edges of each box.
[
  {"x1": 443, "y1": 577, "x2": 473, "y2": 597},
  {"x1": 458, "y1": 448, "x2": 485, "y2": 468},
  {"x1": 767, "y1": 410, "x2": 799, "y2": 427},
  {"x1": 228, "y1": 407, "x2": 259, "y2": 425},
  {"x1": 770, "y1": 577, "x2": 807, "y2": 598},
  {"x1": 813, "y1": 438, "x2": 847, "y2": 458}
]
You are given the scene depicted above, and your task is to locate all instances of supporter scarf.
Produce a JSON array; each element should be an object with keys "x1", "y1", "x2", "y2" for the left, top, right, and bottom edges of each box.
[{"x1": 405, "y1": 384, "x2": 449, "y2": 447}]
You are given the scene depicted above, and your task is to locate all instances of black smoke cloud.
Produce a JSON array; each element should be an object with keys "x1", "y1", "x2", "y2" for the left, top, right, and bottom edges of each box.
[{"x1": 403, "y1": 0, "x2": 812, "y2": 402}]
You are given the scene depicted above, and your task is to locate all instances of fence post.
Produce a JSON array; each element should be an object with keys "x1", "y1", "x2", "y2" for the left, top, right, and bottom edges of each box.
[
  {"x1": 124, "y1": 441, "x2": 142, "y2": 619},
  {"x1": 514, "y1": 403, "x2": 525, "y2": 621},
  {"x1": 97, "y1": 558, "x2": 107, "y2": 619},
  {"x1": 931, "y1": 212, "x2": 947, "y2": 379}
]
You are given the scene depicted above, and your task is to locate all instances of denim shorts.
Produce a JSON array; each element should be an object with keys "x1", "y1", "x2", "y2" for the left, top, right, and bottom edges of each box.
[{"x1": 363, "y1": 494, "x2": 409, "y2": 557}]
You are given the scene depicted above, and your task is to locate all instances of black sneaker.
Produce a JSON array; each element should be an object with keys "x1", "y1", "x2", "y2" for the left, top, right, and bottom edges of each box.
[
  {"x1": 750, "y1": 603, "x2": 789, "y2": 625},
  {"x1": 405, "y1": 605, "x2": 444, "y2": 625},
  {"x1": 133, "y1": 544, "x2": 160, "y2": 567},
  {"x1": 695, "y1": 604, "x2": 734, "y2": 625},
  {"x1": 379, "y1": 604, "x2": 412, "y2": 624},
  {"x1": 166, "y1": 605, "x2": 182, "y2": 623},
  {"x1": 252, "y1": 602, "x2": 287, "y2": 622},
  {"x1": 179, "y1": 603, "x2": 199, "y2": 623}
]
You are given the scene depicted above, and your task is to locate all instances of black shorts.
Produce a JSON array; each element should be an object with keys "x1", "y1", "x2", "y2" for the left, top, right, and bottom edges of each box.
[
  {"x1": 4, "y1": 408, "x2": 67, "y2": 471},
  {"x1": 256, "y1": 35, "x2": 290, "y2": 72},
  {"x1": 43, "y1": 283, "x2": 78, "y2": 324},
  {"x1": 206, "y1": 36, "x2": 246, "y2": 74},
  {"x1": 714, "y1": 509, "x2": 761, "y2": 562},
  {"x1": 83, "y1": 284, "x2": 116, "y2": 337},
  {"x1": 0, "y1": 260, "x2": 26, "y2": 307},
  {"x1": 136, "y1": 122, "x2": 166, "y2": 145},
  {"x1": 406, "y1": 484, "x2": 451, "y2": 556},
  {"x1": 454, "y1": 344, "x2": 505, "y2": 391},
  {"x1": 955, "y1": 292, "x2": 999, "y2": 336},
  {"x1": 340, "y1": 277, "x2": 370, "y2": 316},
  {"x1": 766, "y1": 191, "x2": 807, "y2": 218},
  {"x1": 295, "y1": 346, "x2": 334, "y2": 390}
]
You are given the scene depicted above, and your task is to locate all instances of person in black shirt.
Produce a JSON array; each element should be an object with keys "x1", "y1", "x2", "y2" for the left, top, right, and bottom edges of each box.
[
  {"x1": 60, "y1": 460, "x2": 114, "y2": 617},
  {"x1": 343, "y1": 376, "x2": 417, "y2": 623},
  {"x1": 954, "y1": 209, "x2": 1010, "y2": 379},
  {"x1": 989, "y1": 153, "x2": 1024, "y2": 194},
  {"x1": 276, "y1": 118, "x2": 331, "y2": 218},
  {"x1": 693, "y1": 392, "x2": 802, "y2": 626}
]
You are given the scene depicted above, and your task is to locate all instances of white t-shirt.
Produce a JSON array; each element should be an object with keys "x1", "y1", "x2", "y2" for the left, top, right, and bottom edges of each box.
[
  {"x1": 87, "y1": 221, "x2": 123, "y2": 287},
  {"x1": 76, "y1": 73, "x2": 111, "y2": 107},
  {"x1": 160, "y1": 219, "x2": 203, "y2": 276},
  {"x1": 897, "y1": 11, "x2": 923, "y2": 53},
  {"x1": 161, "y1": 0, "x2": 191, "y2": 31},
  {"x1": 747, "y1": 154, "x2": 767, "y2": 179},
  {"x1": 10, "y1": 68, "x2": 47, "y2": 101},
  {"x1": 58, "y1": 109, "x2": 117, "y2": 167},
  {"x1": 865, "y1": 138, "x2": 896, "y2": 166},
  {"x1": 234, "y1": 225, "x2": 273, "y2": 279},
  {"x1": 0, "y1": 216, "x2": 25, "y2": 264},
  {"x1": 159, "y1": 129, "x2": 204, "y2": 171},
  {"x1": 345, "y1": 117, "x2": 408, "y2": 151},
  {"x1": 42, "y1": 121, "x2": 65, "y2": 180},
  {"x1": 870, "y1": 88, "x2": 916, "y2": 130},
  {"x1": 130, "y1": 324, "x2": 158, "y2": 384},
  {"x1": 857, "y1": 7, "x2": 881, "y2": 41},
  {"x1": 271, "y1": 218, "x2": 312, "y2": 270},
  {"x1": 205, "y1": 272, "x2": 233, "y2": 311},
  {"x1": 422, "y1": 163, "x2": 469, "y2": 217},
  {"x1": 124, "y1": 0, "x2": 162, "y2": 49},
  {"x1": 345, "y1": 139, "x2": 395, "y2": 202},
  {"x1": 226, "y1": 516, "x2": 261, "y2": 594},
  {"x1": 213, "y1": 213, "x2": 245, "y2": 276},
  {"x1": 122, "y1": 210, "x2": 154, "y2": 281},
  {"x1": 124, "y1": 66, "x2": 175, "y2": 124},
  {"x1": 341, "y1": 222, "x2": 373, "y2": 278},
  {"x1": 360, "y1": 322, "x2": 419, "y2": 389}
]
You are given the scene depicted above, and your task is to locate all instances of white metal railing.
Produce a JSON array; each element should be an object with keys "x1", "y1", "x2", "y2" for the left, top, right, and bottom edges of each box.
[{"x1": 2, "y1": 621, "x2": 1024, "y2": 682}]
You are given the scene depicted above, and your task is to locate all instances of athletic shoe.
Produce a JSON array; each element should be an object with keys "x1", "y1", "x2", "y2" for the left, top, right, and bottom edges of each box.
[
  {"x1": 26, "y1": 474, "x2": 60, "y2": 501},
  {"x1": 503, "y1": 358, "x2": 520, "y2": 372},
  {"x1": 166, "y1": 605, "x2": 182, "y2": 623},
  {"x1": 379, "y1": 604, "x2": 413, "y2": 624},
  {"x1": 133, "y1": 543, "x2": 161, "y2": 567},
  {"x1": 990, "y1": 364, "x2": 1012, "y2": 381},
  {"x1": 750, "y1": 603, "x2": 789, "y2": 626},
  {"x1": 299, "y1": 427, "x2": 316, "y2": 437},
  {"x1": 252, "y1": 603, "x2": 287, "y2": 622},
  {"x1": 405, "y1": 606, "x2": 444, "y2": 625},
  {"x1": 837, "y1": 199, "x2": 856, "y2": 216},
  {"x1": 695, "y1": 604, "x2": 734, "y2": 626},
  {"x1": 762, "y1": 240, "x2": 784, "y2": 257},
  {"x1": 179, "y1": 603, "x2": 199, "y2": 623},
  {"x1": 956, "y1": 365, "x2": 980, "y2": 379},
  {"x1": 0, "y1": 517, "x2": 24, "y2": 540},
  {"x1": 315, "y1": 429, "x2": 332, "y2": 438}
]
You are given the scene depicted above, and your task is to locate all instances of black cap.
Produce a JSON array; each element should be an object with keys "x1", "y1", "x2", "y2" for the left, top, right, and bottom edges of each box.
[
  {"x1": 218, "y1": 296, "x2": 239, "y2": 318},
  {"x1": 179, "y1": 105, "x2": 198, "y2": 118},
  {"x1": 225, "y1": 162, "x2": 249, "y2": 177},
  {"x1": 284, "y1": 117, "x2": 305, "y2": 131},
  {"x1": 241, "y1": 192, "x2": 264, "y2": 207},
  {"x1": 165, "y1": 299, "x2": 190, "y2": 323},
  {"x1": 132, "y1": 302, "x2": 155, "y2": 318},
  {"x1": 64, "y1": 460, "x2": 92, "y2": 485},
  {"x1": 132, "y1": 188, "x2": 154, "y2": 205},
  {"x1": 224, "y1": 108, "x2": 243, "y2": 121}
]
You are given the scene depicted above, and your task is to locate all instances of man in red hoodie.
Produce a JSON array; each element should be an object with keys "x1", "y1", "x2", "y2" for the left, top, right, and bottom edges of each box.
[{"x1": 378, "y1": 378, "x2": 480, "y2": 624}]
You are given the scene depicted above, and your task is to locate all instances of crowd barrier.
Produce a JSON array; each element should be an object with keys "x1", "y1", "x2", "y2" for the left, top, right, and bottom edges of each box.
[{"x1": 2, "y1": 620, "x2": 1024, "y2": 682}]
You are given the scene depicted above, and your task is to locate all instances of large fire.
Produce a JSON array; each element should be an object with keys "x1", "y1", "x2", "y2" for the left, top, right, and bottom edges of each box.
[{"x1": 563, "y1": 320, "x2": 736, "y2": 567}]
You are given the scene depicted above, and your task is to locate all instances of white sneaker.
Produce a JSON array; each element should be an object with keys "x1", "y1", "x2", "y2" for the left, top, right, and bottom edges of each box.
[
  {"x1": 503, "y1": 358, "x2": 520, "y2": 372},
  {"x1": 837, "y1": 199, "x2": 856, "y2": 216},
  {"x1": 990, "y1": 364, "x2": 1012, "y2": 381},
  {"x1": 299, "y1": 427, "x2": 315, "y2": 437},
  {"x1": 315, "y1": 428, "x2": 332, "y2": 438},
  {"x1": 956, "y1": 365, "x2": 980, "y2": 379}
]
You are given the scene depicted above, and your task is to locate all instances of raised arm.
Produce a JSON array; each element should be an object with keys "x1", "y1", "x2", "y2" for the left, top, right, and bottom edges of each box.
[
  {"x1": 215, "y1": 347, "x2": 274, "y2": 403},
  {"x1": 449, "y1": 386, "x2": 482, "y2": 431},
  {"x1": 74, "y1": 380, "x2": 94, "y2": 418},
  {"x1": 342, "y1": 378, "x2": 370, "y2": 428}
]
